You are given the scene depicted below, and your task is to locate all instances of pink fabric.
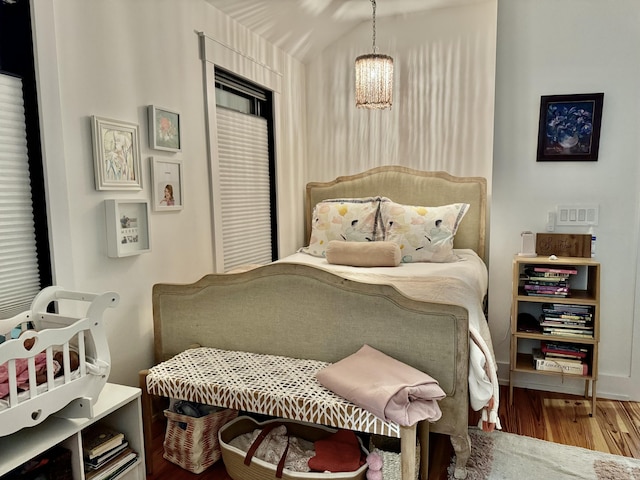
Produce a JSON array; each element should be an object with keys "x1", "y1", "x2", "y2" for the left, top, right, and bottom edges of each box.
[
  {"x1": 316, "y1": 345, "x2": 446, "y2": 426},
  {"x1": 0, "y1": 353, "x2": 49, "y2": 398}
]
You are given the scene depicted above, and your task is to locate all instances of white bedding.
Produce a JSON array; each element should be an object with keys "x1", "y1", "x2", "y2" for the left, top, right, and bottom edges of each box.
[{"x1": 277, "y1": 249, "x2": 501, "y2": 430}]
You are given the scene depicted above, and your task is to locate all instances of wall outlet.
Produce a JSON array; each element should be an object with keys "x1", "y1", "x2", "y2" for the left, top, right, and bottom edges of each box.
[{"x1": 546, "y1": 211, "x2": 555, "y2": 232}]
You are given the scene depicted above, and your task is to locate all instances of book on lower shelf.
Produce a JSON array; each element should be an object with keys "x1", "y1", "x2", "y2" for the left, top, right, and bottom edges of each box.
[
  {"x1": 82, "y1": 423, "x2": 138, "y2": 480},
  {"x1": 84, "y1": 442, "x2": 130, "y2": 470},
  {"x1": 85, "y1": 448, "x2": 138, "y2": 480},
  {"x1": 541, "y1": 340, "x2": 588, "y2": 359},
  {"x1": 532, "y1": 348, "x2": 589, "y2": 376},
  {"x1": 82, "y1": 424, "x2": 125, "y2": 460}
]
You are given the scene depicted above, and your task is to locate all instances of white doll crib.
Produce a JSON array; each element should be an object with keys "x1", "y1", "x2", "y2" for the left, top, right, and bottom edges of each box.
[{"x1": 0, "y1": 286, "x2": 118, "y2": 436}]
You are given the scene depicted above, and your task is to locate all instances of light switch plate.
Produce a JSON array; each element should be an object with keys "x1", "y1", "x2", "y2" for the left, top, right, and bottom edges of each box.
[{"x1": 556, "y1": 204, "x2": 599, "y2": 226}]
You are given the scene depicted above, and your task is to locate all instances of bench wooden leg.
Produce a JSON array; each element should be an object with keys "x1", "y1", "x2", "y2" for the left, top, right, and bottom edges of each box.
[
  {"x1": 418, "y1": 421, "x2": 430, "y2": 479},
  {"x1": 139, "y1": 369, "x2": 154, "y2": 476},
  {"x1": 400, "y1": 424, "x2": 417, "y2": 480}
]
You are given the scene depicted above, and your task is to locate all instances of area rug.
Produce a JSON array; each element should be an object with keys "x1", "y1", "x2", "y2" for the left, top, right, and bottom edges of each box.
[{"x1": 448, "y1": 427, "x2": 640, "y2": 480}]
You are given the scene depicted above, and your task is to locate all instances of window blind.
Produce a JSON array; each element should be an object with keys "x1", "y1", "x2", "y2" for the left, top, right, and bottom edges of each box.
[
  {"x1": 0, "y1": 73, "x2": 41, "y2": 319},
  {"x1": 216, "y1": 107, "x2": 272, "y2": 272}
]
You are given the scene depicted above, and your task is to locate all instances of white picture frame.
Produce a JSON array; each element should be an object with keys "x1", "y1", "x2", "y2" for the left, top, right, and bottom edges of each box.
[
  {"x1": 150, "y1": 157, "x2": 183, "y2": 211},
  {"x1": 148, "y1": 105, "x2": 181, "y2": 152},
  {"x1": 104, "y1": 199, "x2": 151, "y2": 257},
  {"x1": 91, "y1": 116, "x2": 142, "y2": 191}
]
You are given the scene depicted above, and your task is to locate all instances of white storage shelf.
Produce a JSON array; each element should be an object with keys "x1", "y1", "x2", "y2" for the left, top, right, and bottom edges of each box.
[{"x1": 0, "y1": 383, "x2": 145, "y2": 479}]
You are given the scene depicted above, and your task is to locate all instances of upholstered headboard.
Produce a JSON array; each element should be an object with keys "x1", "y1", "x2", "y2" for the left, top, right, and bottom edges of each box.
[{"x1": 305, "y1": 166, "x2": 487, "y2": 261}]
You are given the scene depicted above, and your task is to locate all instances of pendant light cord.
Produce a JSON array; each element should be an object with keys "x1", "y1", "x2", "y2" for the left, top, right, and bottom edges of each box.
[{"x1": 371, "y1": 0, "x2": 377, "y2": 54}]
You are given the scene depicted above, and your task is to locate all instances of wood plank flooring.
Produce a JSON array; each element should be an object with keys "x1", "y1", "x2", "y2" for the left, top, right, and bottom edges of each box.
[{"x1": 146, "y1": 385, "x2": 640, "y2": 480}]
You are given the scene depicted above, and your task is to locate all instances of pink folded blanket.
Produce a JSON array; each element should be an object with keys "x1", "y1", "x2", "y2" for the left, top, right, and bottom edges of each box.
[
  {"x1": 0, "y1": 353, "x2": 50, "y2": 399},
  {"x1": 316, "y1": 345, "x2": 446, "y2": 426}
]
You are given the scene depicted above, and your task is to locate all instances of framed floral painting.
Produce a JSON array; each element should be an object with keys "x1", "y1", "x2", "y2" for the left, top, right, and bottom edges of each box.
[
  {"x1": 536, "y1": 93, "x2": 604, "y2": 161},
  {"x1": 148, "y1": 105, "x2": 181, "y2": 152},
  {"x1": 91, "y1": 116, "x2": 142, "y2": 191}
]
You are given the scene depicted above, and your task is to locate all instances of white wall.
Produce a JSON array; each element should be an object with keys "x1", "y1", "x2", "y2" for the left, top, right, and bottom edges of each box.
[
  {"x1": 305, "y1": 1, "x2": 497, "y2": 184},
  {"x1": 31, "y1": 0, "x2": 306, "y2": 386},
  {"x1": 31, "y1": 0, "x2": 640, "y2": 402},
  {"x1": 30, "y1": 0, "x2": 496, "y2": 388},
  {"x1": 491, "y1": 0, "x2": 640, "y2": 399}
]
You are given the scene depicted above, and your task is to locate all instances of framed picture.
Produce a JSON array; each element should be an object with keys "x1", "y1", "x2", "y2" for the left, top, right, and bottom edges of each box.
[
  {"x1": 148, "y1": 105, "x2": 181, "y2": 152},
  {"x1": 536, "y1": 93, "x2": 604, "y2": 161},
  {"x1": 104, "y1": 199, "x2": 151, "y2": 257},
  {"x1": 150, "y1": 157, "x2": 183, "y2": 211},
  {"x1": 91, "y1": 116, "x2": 142, "y2": 190}
]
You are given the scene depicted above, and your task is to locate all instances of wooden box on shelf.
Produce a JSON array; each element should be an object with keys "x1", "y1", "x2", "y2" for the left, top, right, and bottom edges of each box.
[{"x1": 508, "y1": 255, "x2": 600, "y2": 417}]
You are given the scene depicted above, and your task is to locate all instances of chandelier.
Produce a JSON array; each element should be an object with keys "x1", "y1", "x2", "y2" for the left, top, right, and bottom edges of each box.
[{"x1": 355, "y1": 0, "x2": 393, "y2": 109}]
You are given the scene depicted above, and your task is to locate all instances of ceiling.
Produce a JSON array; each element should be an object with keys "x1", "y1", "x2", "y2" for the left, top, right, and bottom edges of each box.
[{"x1": 205, "y1": 0, "x2": 489, "y2": 63}]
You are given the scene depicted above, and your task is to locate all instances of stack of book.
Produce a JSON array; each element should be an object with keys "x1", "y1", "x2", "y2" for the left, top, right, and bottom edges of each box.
[
  {"x1": 522, "y1": 265, "x2": 578, "y2": 297},
  {"x1": 539, "y1": 303, "x2": 594, "y2": 338},
  {"x1": 533, "y1": 343, "x2": 589, "y2": 376},
  {"x1": 82, "y1": 423, "x2": 138, "y2": 480}
]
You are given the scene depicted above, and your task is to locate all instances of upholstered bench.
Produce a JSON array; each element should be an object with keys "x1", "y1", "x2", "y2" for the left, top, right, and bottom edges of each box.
[{"x1": 140, "y1": 347, "x2": 429, "y2": 479}]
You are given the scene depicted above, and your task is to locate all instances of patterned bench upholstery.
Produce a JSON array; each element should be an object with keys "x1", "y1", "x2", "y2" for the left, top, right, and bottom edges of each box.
[{"x1": 143, "y1": 347, "x2": 425, "y2": 479}]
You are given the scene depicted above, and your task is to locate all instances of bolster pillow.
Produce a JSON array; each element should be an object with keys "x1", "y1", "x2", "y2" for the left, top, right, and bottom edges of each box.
[{"x1": 325, "y1": 241, "x2": 401, "y2": 267}]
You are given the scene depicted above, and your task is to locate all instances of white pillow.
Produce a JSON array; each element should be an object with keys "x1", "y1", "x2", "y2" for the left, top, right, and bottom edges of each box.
[
  {"x1": 379, "y1": 200, "x2": 469, "y2": 263},
  {"x1": 302, "y1": 197, "x2": 383, "y2": 258}
]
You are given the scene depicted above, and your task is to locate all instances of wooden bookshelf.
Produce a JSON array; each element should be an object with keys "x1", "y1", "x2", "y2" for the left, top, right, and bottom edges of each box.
[{"x1": 509, "y1": 255, "x2": 600, "y2": 417}]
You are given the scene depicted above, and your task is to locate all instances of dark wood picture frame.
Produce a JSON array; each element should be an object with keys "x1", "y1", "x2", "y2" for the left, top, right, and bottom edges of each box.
[{"x1": 536, "y1": 93, "x2": 604, "y2": 161}]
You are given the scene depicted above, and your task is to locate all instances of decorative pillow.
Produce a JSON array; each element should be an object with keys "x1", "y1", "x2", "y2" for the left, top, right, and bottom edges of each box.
[
  {"x1": 379, "y1": 200, "x2": 469, "y2": 263},
  {"x1": 326, "y1": 241, "x2": 401, "y2": 267},
  {"x1": 302, "y1": 197, "x2": 383, "y2": 258}
]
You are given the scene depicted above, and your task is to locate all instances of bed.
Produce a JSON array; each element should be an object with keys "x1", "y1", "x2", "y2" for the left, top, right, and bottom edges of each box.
[
  {"x1": 143, "y1": 166, "x2": 498, "y2": 479},
  {"x1": 294, "y1": 166, "x2": 498, "y2": 421},
  {"x1": 0, "y1": 286, "x2": 118, "y2": 436}
]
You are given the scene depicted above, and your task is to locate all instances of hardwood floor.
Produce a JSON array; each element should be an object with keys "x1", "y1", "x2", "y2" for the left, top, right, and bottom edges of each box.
[{"x1": 146, "y1": 385, "x2": 640, "y2": 480}]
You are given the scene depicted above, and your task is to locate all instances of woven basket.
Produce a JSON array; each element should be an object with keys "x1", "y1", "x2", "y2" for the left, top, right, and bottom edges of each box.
[
  {"x1": 219, "y1": 416, "x2": 368, "y2": 480},
  {"x1": 163, "y1": 407, "x2": 238, "y2": 473}
]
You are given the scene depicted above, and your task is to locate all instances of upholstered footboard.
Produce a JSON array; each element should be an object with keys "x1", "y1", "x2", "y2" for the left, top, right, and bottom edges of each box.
[{"x1": 147, "y1": 262, "x2": 471, "y2": 477}]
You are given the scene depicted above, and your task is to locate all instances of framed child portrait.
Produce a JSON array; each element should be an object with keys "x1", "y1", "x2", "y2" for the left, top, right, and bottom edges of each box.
[{"x1": 150, "y1": 157, "x2": 183, "y2": 212}]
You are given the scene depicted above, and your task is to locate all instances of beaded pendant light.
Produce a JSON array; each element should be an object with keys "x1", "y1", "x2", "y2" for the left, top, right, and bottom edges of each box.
[{"x1": 355, "y1": 0, "x2": 393, "y2": 109}]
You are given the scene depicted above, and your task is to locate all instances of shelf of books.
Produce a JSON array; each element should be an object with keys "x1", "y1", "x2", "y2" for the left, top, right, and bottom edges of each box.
[
  {"x1": 509, "y1": 255, "x2": 600, "y2": 417},
  {"x1": 83, "y1": 422, "x2": 139, "y2": 480},
  {"x1": 0, "y1": 383, "x2": 145, "y2": 480}
]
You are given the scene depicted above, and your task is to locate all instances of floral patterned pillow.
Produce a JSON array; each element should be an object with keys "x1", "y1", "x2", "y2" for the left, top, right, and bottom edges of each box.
[
  {"x1": 302, "y1": 197, "x2": 383, "y2": 258},
  {"x1": 379, "y1": 200, "x2": 470, "y2": 263}
]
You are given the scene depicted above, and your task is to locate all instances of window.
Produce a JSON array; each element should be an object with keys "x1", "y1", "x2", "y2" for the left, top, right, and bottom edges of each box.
[
  {"x1": 214, "y1": 69, "x2": 277, "y2": 272},
  {"x1": 0, "y1": 0, "x2": 52, "y2": 319}
]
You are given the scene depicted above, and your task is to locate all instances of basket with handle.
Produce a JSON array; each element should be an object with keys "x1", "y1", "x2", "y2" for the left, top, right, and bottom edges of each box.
[{"x1": 219, "y1": 416, "x2": 369, "y2": 480}]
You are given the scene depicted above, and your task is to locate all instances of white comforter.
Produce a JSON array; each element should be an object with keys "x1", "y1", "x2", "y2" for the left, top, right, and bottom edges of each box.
[{"x1": 277, "y1": 249, "x2": 501, "y2": 431}]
